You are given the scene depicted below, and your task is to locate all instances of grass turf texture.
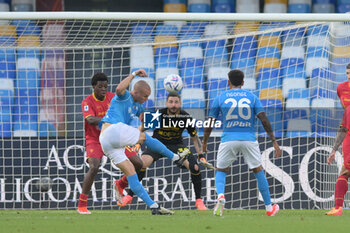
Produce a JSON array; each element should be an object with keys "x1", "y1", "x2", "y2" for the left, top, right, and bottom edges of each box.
[{"x1": 0, "y1": 209, "x2": 347, "y2": 233}]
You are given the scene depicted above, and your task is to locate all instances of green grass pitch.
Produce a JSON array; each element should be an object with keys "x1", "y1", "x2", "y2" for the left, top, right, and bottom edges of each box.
[{"x1": 0, "y1": 209, "x2": 347, "y2": 233}]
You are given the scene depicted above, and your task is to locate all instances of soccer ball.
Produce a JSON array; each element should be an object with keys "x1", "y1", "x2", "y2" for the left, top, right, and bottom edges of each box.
[
  {"x1": 36, "y1": 177, "x2": 53, "y2": 192},
  {"x1": 164, "y1": 74, "x2": 183, "y2": 93}
]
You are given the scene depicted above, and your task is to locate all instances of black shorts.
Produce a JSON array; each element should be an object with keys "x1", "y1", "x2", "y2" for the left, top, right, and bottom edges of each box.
[{"x1": 142, "y1": 144, "x2": 198, "y2": 168}]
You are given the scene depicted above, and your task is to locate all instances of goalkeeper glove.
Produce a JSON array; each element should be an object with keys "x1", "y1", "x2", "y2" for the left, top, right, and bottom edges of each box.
[{"x1": 197, "y1": 154, "x2": 215, "y2": 170}]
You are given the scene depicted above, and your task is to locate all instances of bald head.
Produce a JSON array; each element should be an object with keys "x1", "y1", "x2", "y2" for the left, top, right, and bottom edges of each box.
[
  {"x1": 134, "y1": 80, "x2": 151, "y2": 92},
  {"x1": 132, "y1": 80, "x2": 151, "y2": 104}
]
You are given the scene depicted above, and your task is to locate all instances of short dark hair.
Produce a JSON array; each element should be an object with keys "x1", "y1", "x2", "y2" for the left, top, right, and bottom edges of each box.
[
  {"x1": 228, "y1": 69, "x2": 244, "y2": 86},
  {"x1": 347, "y1": 63, "x2": 350, "y2": 70},
  {"x1": 91, "y1": 72, "x2": 108, "y2": 86},
  {"x1": 166, "y1": 92, "x2": 181, "y2": 101}
]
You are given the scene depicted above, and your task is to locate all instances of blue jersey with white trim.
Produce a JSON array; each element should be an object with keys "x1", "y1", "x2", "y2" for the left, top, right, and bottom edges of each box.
[
  {"x1": 101, "y1": 90, "x2": 143, "y2": 127},
  {"x1": 209, "y1": 89, "x2": 264, "y2": 142}
]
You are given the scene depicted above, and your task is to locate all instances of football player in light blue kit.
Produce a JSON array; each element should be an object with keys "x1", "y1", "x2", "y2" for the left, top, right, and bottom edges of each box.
[
  {"x1": 99, "y1": 69, "x2": 188, "y2": 215},
  {"x1": 202, "y1": 69, "x2": 282, "y2": 217}
]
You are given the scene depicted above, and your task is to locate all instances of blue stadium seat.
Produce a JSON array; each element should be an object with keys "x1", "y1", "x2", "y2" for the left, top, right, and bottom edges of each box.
[
  {"x1": 0, "y1": 37, "x2": 16, "y2": 79},
  {"x1": 203, "y1": 46, "x2": 228, "y2": 74},
  {"x1": 179, "y1": 23, "x2": 207, "y2": 37},
  {"x1": 306, "y1": 46, "x2": 330, "y2": 58},
  {"x1": 258, "y1": 99, "x2": 283, "y2": 135},
  {"x1": 313, "y1": 0, "x2": 335, "y2": 3},
  {"x1": 156, "y1": 24, "x2": 178, "y2": 36},
  {"x1": 17, "y1": 49, "x2": 40, "y2": 59},
  {"x1": 233, "y1": 36, "x2": 257, "y2": 58},
  {"x1": 179, "y1": 46, "x2": 204, "y2": 88},
  {"x1": 257, "y1": 46, "x2": 281, "y2": 59},
  {"x1": 309, "y1": 68, "x2": 334, "y2": 91},
  {"x1": 281, "y1": 27, "x2": 306, "y2": 46},
  {"x1": 257, "y1": 68, "x2": 281, "y2": 90},
  {"x1": 287, "y1": 88, "x2": 310, "y2": 99},
  {"x1": 288, "y1": 4, "x2": 311, "y2": 13},
  {"x1": 182, "y1": 88, "x2": 205, "y2": 108},
  {"x1": 310, "y1": 87, "x2": 336, "y2": 99},
  {"x1": 284, "y1": 98, "x2": 309, "y2": 129},
  {"x1": 306, "y1": 24, "x2": 329, "y2": 36},
  {"x1": 333, "y1": 37, "x2": 350, "y2": 46},
  {"x1": 188, "y1": 3, "x2": 211, "y2": 12},
  {"x1": 13, "y1": 121, "x2": 38, "y2": 136},
  {"x1": 283, "y1": 78, "x2": 307, "y2": 98},
  {"x1": 207, "y1": 67, "x2": 230, "y2": 107},
  {"x1": 259, "y1": 23, "x2": 287, "y2": 37},
  {"x1": 337, "y1": 3, "x2": 350, "y2": 12},
  {"x1": 212, "y1": 0, "x2": 235, "y2": 12},
  {"x1": 164, "y1": 0, "x2": 186, "y2": 3},
  {"x1": 231, "y1": 58, "x2": 255, "y2": 70},
  {"x1": 16, "y1": 24, "x2": 41, "y2": 36},
  {"x1": 155, "y1": 47, "x2": 178, "y2": 69},
  {"x1": 179, "y1": 35, "x2": 202, "y2": 48},
  {"x1": 313, "y1": 3, "x2": 335, "y2": 13},
  {"x1": 38, "y1": 120, "x2": 57, "y2": 137}
]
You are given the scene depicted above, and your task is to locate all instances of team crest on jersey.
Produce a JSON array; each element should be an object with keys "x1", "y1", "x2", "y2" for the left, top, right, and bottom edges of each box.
[{"x1": 84, "y1": 105, "x2": 89, "y2": 111}]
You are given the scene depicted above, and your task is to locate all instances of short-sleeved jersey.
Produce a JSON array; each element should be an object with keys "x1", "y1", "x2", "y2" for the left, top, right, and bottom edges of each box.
[
  {"x1": 152, "y1": 108, "x2": 197, "y2": 145},
  {"x1": 82, "y1": 92, "x2": 115, "y2": 145},
  {"x1": 337, "y1": 81, "x2": 350, "y2": 108},
  {"x1": 209, "y1": 88, "x2": 264, "y2": 142},
  {"x1": 101, "y1": 90, "x2": 143, "y2": 127},
  {"x1": 341, "y1": 106, "x2": 350, "y2": 139}
]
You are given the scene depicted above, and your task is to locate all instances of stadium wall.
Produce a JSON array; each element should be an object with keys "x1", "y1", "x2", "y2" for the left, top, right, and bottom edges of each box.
[{"x1": 0, "y1": 137, "x2": 340, "y2": 210}]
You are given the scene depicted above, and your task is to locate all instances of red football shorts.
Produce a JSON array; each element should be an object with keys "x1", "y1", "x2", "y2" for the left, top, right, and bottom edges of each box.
[
  {"x1": 342, "y1": 140, "x2": 350, "y2": 170},
  {"x1": 86, "y1": 143, "x2": 104, "y2": 162}
]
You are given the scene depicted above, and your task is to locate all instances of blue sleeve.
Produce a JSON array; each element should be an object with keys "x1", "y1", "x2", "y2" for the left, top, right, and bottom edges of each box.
[
  {"x1": 118, "y1": 90, "x2": 130, "y2": 100},
  {"x1": 209, "y1": 96, "x2": 220, "y2": 119},
  {"x1": 254, "y1": 96, "x2": 264, "y2": 116}
]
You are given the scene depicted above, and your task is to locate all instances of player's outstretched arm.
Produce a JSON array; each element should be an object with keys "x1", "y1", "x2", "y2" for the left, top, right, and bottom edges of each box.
[
  {"x1": 116, "y1": 69, "x2": 148, "y2": 96},
  {"x1": 328, "y1": 125, "x2": 348, "y2": 164},
  {"x1": 86, "y1": 116, "x2": 102, "y2": 126},
  {"x1": 257, "y1": 112, "x2": 281, "y2": 158}
]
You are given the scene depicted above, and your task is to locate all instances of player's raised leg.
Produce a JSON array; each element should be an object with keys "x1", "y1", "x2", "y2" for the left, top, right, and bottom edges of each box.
[
  {"x1": 100, "y1": 125, "x2": 174, "y2": 215},
  {"x1": 137, "y1": 132, "x2": 189, "y2": 166}
]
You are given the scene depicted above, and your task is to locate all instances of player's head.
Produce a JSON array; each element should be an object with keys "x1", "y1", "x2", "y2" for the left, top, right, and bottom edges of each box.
[
  {"x1": 228, "y1": 69, "x2": 244, "y2": 88},
  {"x1": 346, "y1": 63, "x2": 350, "y2": 81},
  {"x1": 166, "y1": 92, "x2": 181, "y2": 114},
  {"x1": 91, "y1": 72, "x2": 108, "y2": 99},
  {"x1": 132, "y1": 80, "x2": 151, "y2": 104}
]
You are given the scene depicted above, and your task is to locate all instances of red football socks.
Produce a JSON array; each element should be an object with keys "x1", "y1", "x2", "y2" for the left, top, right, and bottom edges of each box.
[
  {"x1": 119, "y1": 176, "x2": 129, "y2": 189},
  {"x1": 78, "y1": 193, "x2": 88, "y2": 208},
  {"x1": 334, "y1": 175, "x2": 348, "y2": 209}
]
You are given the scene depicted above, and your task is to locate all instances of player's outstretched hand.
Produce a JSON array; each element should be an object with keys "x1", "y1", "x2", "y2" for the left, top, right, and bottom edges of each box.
[
  {"x1": 273, "y1": 141, "x2": 281, "y2": 158},
  {"x1": 134, "y1": 69, "x2": 148, "y2": 77},
  {"x1": 327, "y1": 150, "x2": 336, "y2": 164}
]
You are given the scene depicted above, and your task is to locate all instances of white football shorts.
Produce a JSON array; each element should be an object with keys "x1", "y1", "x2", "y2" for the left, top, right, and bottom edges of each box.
[
  {"x1": 217, "y1": 140, "x2": 261, "y2": 169},
  {"x1": 99, "y1": 122, "x2": 140, "y2": 165}
]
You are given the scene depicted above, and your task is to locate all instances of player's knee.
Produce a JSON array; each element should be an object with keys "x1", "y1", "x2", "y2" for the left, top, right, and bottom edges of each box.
[
  {"x1": 137, "y1": 132, "x2": 146, "y2": 144},
  {"x1": 88, "y1": 159, "x2": 100, "y2": 174},
  {"x1": 252, "y1": 165, "x2": 263, "y2": 173},
  {"x1": 132, "y1": 158, "x2": 143, "y2": 172},
  {"x1": 189, "y1": 159, "x2": 200, "y2": 174}
]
